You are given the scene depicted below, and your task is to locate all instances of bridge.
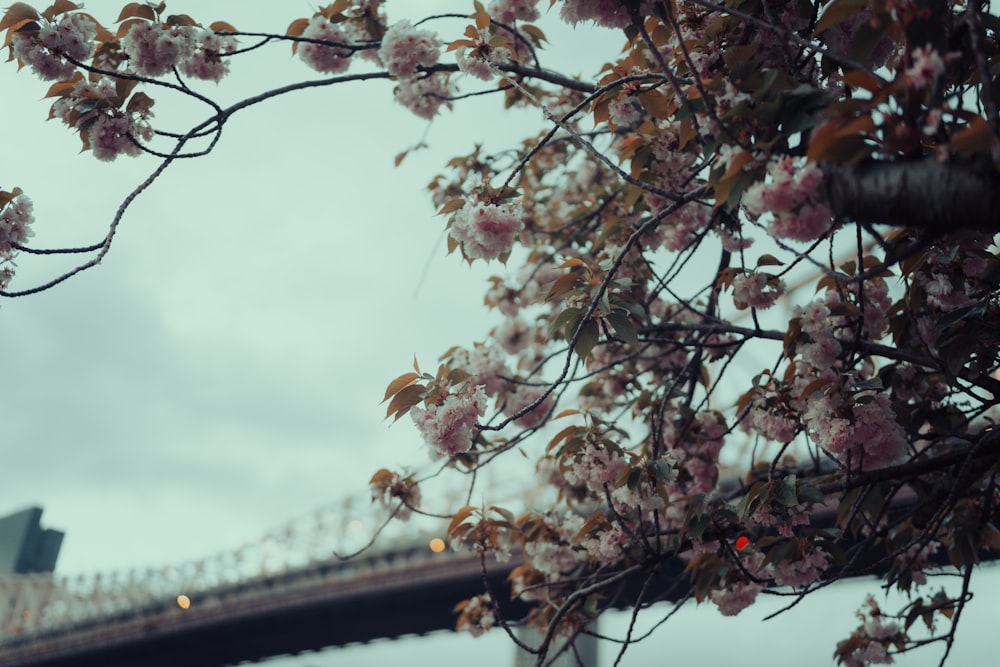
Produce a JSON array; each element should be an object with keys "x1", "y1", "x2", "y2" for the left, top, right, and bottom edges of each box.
[{"x1": 0, "y1": 484, "x2": 544, "y2": 667}]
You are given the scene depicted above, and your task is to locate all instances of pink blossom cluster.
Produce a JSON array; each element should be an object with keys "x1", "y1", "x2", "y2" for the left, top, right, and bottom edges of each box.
[
  {"x1": 0, "y1": 263, "x2": 14, "y2": 291},
  {"x1": 504, "y1": 384, "x2": 554, "y2": 428},
  {"x1": 578, "y1": 519, "x2": 631, "y2": 566},
  {"x1": 393, "y1": 74, "x2": 451, "y2": 119},
  {"x1": 560, "y1": 0, "x2": 653, "y2": 28},
  {"x1": 455, "y1": 49, "x2": 496, "y2": 81},
  {"x1": 900, "y1": 238, "x2": 993, "y2": 352},
  {"x1": 659, "y1": 207, "x2": 711, "y2": 252},
  {"x1": 770, "y1": 544, "x2": 829, "y2": 587},
  {"x1": 522, "y1": 512, "x2": 587, "y2": 577},
  {"x1": 795, "y1": 301, "x2": 842, "y2": 370},
  {"x1": 731, "y1": 271, "x2": 785, "y2": 309},
  {"x1": 803, "y1": 391, "x2": 906, "y2": 470},
  {"x1": 852, "y1": 277, "x2": 893, "y2": 340},
  {"x1": 839, "y1": 596, "x2": 899, "y2": 666},
  {"x1": 608, "y1": 93, "x2": 642, "y2": 127},
  {"x1": 660, "y1": 412, "x2": 726, "y2": 494},
  {"x1": 369, "y1": 473, "x2": 421, "y2": 521},
  {"x1": 750, "y1": 501, "x2": 811, "y2": 538},
  {"x1": 0, "y1": 193, "x2": 35, "y2": 253},
  {"x1": 48, "y1": 76, "x2": 153, "y2": 161},
  {"x1": 708, "y1": 551, "x2": 766, "y2": 616},
  {"x1": 610, "y1": 481, "x2": 666, "y2": 514},
  {"x1": 562, "y1": 443, "x2": 628, "y2": 497},
  {"x1": 410, "y1": 385, "x2": 488, "y2": 457},
  {"x1": 710, "y1": 580, "x2": 762, "y2": 616},
  {"x1": 742, "y1": 157, "x2": 834, "y2": 242},
  {"x1": 488, "y1": 0, "x2": 540, "y2": 23},
  {"x1": 12, "y1": 13, "x2": 97, "y2": 81},
  {"x1": 921, "y1": 271, "x2": 974, "y2": 311},
  {"x1": 298, "y1": 16, "x2": 355, "y2": 74},
  {"x1": 377, "y1": 20, "x2": 440, "y2": 79},
  {"x1": 841, "y1": 641, "x2": 892, "y2": 667},
  {"x1": 485, "y1": 262, "x2": 561, "y2": 316},
  {"x1": 454, "y1": 26, "x2": 517, "y2": 82},
  {"x1": 904, "y1": 46, "x2": 945, "y2": 89},
  {"x1": 576, "y1": 345, "x2": 634, "y2": 415},
  {"x1": 121, "y1": 23, "x2": 196, "y2": 77},
  {"x1": 451, "y1": 199, "x2": 525, "y2": 261},
  {"x1": 743, "y1": 388, "x2": 799, "y2": 443},
  {"x1": 901, "y1": 540, "x2": 940, "y2": 586},
  {"x1": 87, "y1": 113, "x2": 154, "y2": 161},
  {"x1": 369, "y1": 20, "x2": 452, "y2": 117},
  {"x1": 455, "y1": 593, "x2": 496, "y2": 636},
  {"x1": 50, "y1": 76, "x2": 117, "y2": 123},
  {"x1": 447, "y1": 343, "x2": 510, "y2": 397},
  {"x1": 181, "y1": 32, "x2": 238, "y2": 82},
  {"x1": 491, "y1": 315, "x2": 533, "y2": 354}
]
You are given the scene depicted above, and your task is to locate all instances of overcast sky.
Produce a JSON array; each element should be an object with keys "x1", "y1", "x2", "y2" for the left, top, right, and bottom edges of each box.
[{"x1": 2, "y1": 2, "x2": 997, "y2": 665}]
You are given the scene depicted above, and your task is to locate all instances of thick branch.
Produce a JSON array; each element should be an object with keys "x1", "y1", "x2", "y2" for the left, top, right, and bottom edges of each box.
[{"x1": 825, "y1": 157, "x2": 1000, "y2": 233}]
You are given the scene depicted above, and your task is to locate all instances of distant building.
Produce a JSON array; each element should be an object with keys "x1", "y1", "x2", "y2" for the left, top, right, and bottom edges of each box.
[{"x1": 0, "y1": 507, "x2": 63, "y2": 575}]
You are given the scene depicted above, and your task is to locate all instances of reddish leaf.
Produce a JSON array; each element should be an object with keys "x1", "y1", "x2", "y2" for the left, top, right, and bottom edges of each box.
[
  {"x1": 368, "y1": 468, "x2": 395, "y2": 486},
  {"x1": 447, "y1": 505, "x2": 477, "y2": 537},
  {"x1": 44, "y1": 75, "x2": 82, "y2": 98},
  {"x1": 520, "y1": 24, "x2": 546, "y2": 44},
  {"x1": 381, "y1": 371, "x2": 420, "y2": 402},
  {"x1": 544, "y1": 272, "x2": 581, "y2": 303},
  {"x1": 209, "y1": 20, "x2": 238, "y2": 33},
  {"x1": 286, "y1": 17, "x2": 309, "y2": 37},
  {"x1": 437, "y1": 197, "x2": 465, "y2": 215},
  {"x1": 126, "y1": 91, "x2": 155, "y2": 114},
  {"x1": 41, "y1": 0, "x2": 79, "y2": 21},
  {"x1": 166, "y1": 14, "x2": 198, "y2": 27},
  {"x1": 0, "y1": 3, "x2": 40, "y2": 32},
  {"x1": 115, "y1": 2, "x2": 156, "y2": 23},
  {"x1": 384, "y1": 384, "x2": 424, "y2": 422},
  {"x1": 756, "y1": 253, "x2": 784, "y2": 267},
  {"x1": 948, "y1": 116, "x2": 994, "y2": 154}
]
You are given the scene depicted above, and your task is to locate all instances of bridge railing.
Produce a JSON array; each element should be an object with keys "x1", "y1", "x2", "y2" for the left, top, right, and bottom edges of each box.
[{"x1": 0, "y1": 473, "x2": 521, "y2": 644}]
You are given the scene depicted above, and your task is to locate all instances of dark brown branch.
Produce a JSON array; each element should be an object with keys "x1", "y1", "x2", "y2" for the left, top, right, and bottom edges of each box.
[{"x1": 825, "y1": 157, "x2": 1000, "y2": 234}]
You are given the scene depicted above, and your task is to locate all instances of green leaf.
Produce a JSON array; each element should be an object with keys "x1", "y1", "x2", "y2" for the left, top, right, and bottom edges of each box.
[
  {"x1": 573, "y1": 319, "x2": 600, "y2": 360},
  {"x1": 774, "y1": 477, "x2": 798, "y2": 508},
  {"x1": 607, "y1": 310, "x2": 639, "y2": 347},
  {"x1": 549, "y1": 307, "x2": 582, "y2": 339}
]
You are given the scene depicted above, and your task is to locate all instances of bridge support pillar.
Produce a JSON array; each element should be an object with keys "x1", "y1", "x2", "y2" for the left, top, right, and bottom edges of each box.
[{"x1": 514, "y1": 622, "x2": 597, "y2": 667}]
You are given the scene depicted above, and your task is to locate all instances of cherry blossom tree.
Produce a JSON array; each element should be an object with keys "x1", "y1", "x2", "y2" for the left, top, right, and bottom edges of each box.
[{"x1": 4, "y1": 0, "x2": 1000, "y2": 664}]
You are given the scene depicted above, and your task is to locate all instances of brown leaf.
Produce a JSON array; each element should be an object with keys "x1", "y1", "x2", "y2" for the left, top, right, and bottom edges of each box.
[
  {"x1": 286, "y1": 17, "x2": 309, "y2": 38},
  {"x1": 948, "y1": 116, "x2": 994, "y2": 154},
  {"x1": 209, "y1": 21, "x2": 238, "y2": 33},
  {"x1": 166, "y1": 14, "x2": 198, "y2": 27},
  {"x1": 381, "y1": 371, "x2": 420, "y2": 403},
  {"x1": 384, "y1": 383, "x2": 424, "y2": 422},
  {"x1": 437, "y1": 197, "x2": 465, "y2": 215},
  {"x1": 0, "y1": 3, "x2": 40, "y2": 32},
  {"x1": 115, "y1": 2, "x2": 156, "y2": 23},
  {"x1": 42, "y1": 0, "x2": 79, "y2": 21},
  {"x1": 447, "y1": 505, "x2": 477, "y2": 537}
]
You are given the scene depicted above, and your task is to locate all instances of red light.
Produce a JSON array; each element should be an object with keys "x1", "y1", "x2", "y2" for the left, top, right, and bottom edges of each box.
[{"x1": 735, "y1": 535, "x2": 750, "y2": 551}]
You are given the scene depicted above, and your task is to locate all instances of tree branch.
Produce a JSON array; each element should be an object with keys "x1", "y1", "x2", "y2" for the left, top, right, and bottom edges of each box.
[{"x1": 825, "y1": 157, "x2": 1000, "y2": 234}]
